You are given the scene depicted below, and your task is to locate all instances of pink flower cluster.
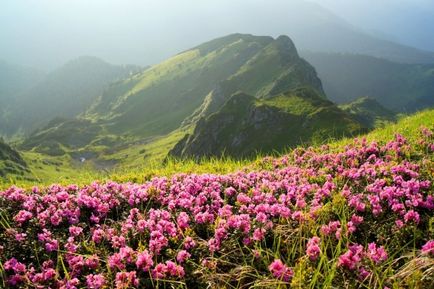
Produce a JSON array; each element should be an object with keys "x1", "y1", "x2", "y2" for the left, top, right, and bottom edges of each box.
[
  {"x1": 0, "y1": 130, "x2": 432, "y2": 287},
  {"x1": 421, "y1": 240, "x2": 434, "y2": 256},
  {"x1": 338, "y1": 242, "x2": 388, "y2": 279},
  {"x1": 306, "y1": 236, "x2": 321, "y2": 261},
  {"x1": 268, "y1": 259, "x2": 294, "y2": 282}
]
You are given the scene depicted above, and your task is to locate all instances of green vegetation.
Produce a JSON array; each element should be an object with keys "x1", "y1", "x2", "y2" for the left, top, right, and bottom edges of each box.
[
  {"x1": 339, "y1": 96, "x2": 396, "y2": 128},
  {"x1": 0, "y1": 139, "x2": 29, "y2": 179},
  {"x1": 84, "y1": 34, "x2": 324, "y2": 138},
  {"x1": 330, "y1": 108, "x2": 434, "y2": 149}
]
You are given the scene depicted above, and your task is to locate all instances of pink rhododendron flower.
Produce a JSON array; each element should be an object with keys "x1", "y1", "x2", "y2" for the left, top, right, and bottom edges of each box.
[
  {"x1": 367, "y1": 243, "x2": 388, "y2": 264},
  {"x1": 306, "y1": 236, "x2": 321, "y2": 261},
  {"x1": 176, "y1": 250, "x2": 191, "y2": 263},
  {"x1": 136, "y1": 250, "x2": 153, "y2": 271},
  {"x1": 86, "y1": 274, "x2": 105, "y2": 289},
  {"x1": 115, "y1": 271, "x2": 139, "y2": 288},
  {"x1": 421, "y1": 240, "x2": 434, "y2": 256},
  {"x1": 268, "y1": 259, "x2": 294, "y2": 282},
  {"x1": 338, "y1": 244, "x2": 364, "y2": 270}
]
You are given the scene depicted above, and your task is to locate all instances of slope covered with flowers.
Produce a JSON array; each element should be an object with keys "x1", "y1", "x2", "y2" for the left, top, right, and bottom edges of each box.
[{"x1": 0, "y1": 127, "x2": 433, "y2": 288}]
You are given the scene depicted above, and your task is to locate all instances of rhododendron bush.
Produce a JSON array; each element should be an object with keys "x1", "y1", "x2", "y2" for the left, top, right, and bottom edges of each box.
[{"x1": 0, "y1": 128, "x2": 433, "y2": 288}]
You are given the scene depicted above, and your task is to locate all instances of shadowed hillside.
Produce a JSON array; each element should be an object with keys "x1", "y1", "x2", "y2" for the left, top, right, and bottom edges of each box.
[{"x1": 302, "y1": 52, "x2": 434, "y2": 112}]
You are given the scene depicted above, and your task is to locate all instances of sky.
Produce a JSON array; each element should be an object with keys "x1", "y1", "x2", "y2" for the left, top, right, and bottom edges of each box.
[
  {"x1": 1, "y1": 0, "x2": 434, "y2": 70},
  {"x1": 309, "y1": 0, "x2": 434, "y2": 49}
]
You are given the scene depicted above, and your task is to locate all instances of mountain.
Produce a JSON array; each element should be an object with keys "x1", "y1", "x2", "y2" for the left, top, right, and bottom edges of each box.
[
  {"x1": 301, "y1": 51, "x2": 434, "y2": 112},
  {"x1": 0, "y1": 61, "x2": 45, "y2": 136},
  {"x1": 84, "y1": 34, "x2": 324, "y2": 139},
  {"x1": 339, "y1": 97, "x2": 396, "y2": 129},
  {"x1": 0, "y1": 56, "x2": 141, "y2": 137},
  {"x1": 170, "y1": 87, "x2": 365, "y2": 158},
  {"x1": 0, "y1": 61, "x2": 44, "y2": 103},
  {"x1": 22, "y1": 34, "x2": 359, "y2": 162},
  {"x1": 0, "y1": 139, "x2": 29, "y2": 178}
]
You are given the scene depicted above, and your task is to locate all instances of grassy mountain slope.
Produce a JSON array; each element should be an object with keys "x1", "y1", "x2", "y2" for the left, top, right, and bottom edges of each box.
[
  {"x1": 0, "y1": 139, "x2": 29, "y2": 178},
  {"x1": 86, "y1": 34, "x2": 324, "y2": 138},
  {"x1": 87, "y1": 34, "x2": 275, "y2": 137},
  {"x1": 339, "y1": 97, "x2": 396, "y2": 128},
  {"x1": 301, "y1": 51, "x2": 434, "y2": 112},
  {"x1": 1, "y1": 56, "x2": 141, "y2": 137},
  {"x1": 170, "y1": 87, "x2": 365, "y2": 158}
]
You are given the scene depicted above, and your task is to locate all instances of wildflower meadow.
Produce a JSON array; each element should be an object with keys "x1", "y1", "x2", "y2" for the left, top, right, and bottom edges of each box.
[{"x1": 0, "y1": 128, "x2": 433, "y2": 288}]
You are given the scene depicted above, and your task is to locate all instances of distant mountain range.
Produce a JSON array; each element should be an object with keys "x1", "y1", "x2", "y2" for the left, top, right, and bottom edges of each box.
[
  {"x1": 0, "y1": 57, "x2": 141, "y2": 137},
  {"x1": 0, "y1": 61, "x2": 45, "y2": 134},
  {"x1": 302, "y1": 52, "x2": 434, "y2": 112},
  {"x1": 260, "y1": 0, "x2": 434, "y2": 64}
]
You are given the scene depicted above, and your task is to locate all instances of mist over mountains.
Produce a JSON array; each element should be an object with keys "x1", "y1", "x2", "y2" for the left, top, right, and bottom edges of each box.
[
  {"x1": 2, "y1": 0, "x2": 434, "y2": 70},
  {"x1": 0, "y1": 57, "x2": 141, "y2": 137}
]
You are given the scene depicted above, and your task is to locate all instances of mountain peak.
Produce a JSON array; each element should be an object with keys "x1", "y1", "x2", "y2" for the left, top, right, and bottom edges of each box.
[{"x1": 275, "y1": 35, "x2": 297, "y2": 51}]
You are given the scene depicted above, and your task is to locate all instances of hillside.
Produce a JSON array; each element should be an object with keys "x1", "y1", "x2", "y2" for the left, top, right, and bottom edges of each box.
[
  {"x1": 339, "y1": 97, "x2": 396, "y2": 128},
  {"x1": 171, "y1": 87, "x2": 364, "y2": 158},
  {"x1": 301, "y1": 51, "x2": 434, "y2": 112},
  {"x1": 1, "y1": 57, "x2": 141, "y2": 137},
  {"x1": 1, "y1": 108, "x2": 433, "y2": 189},
  {"x1": 0, "y1": 139, "x2": 29, "y2": 178}
]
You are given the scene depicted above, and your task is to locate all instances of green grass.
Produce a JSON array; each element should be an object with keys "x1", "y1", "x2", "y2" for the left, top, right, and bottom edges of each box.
[{"x1": 330, "y1": 108, "x2": 433, "y2": 148}]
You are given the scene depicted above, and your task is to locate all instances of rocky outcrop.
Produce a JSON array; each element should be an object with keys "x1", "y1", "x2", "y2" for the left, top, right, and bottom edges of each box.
[{"x1": 170, "y1": 89, "x2": 366, "y2": 159}]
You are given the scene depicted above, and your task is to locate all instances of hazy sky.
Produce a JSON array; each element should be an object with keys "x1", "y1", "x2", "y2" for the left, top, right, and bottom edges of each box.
[
  {"x1": 1, "y1": 0, "x2": 433, "y2": 70},
  {"x1": 309, "y1": 0, "x2": 434, "y2": 48}
]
